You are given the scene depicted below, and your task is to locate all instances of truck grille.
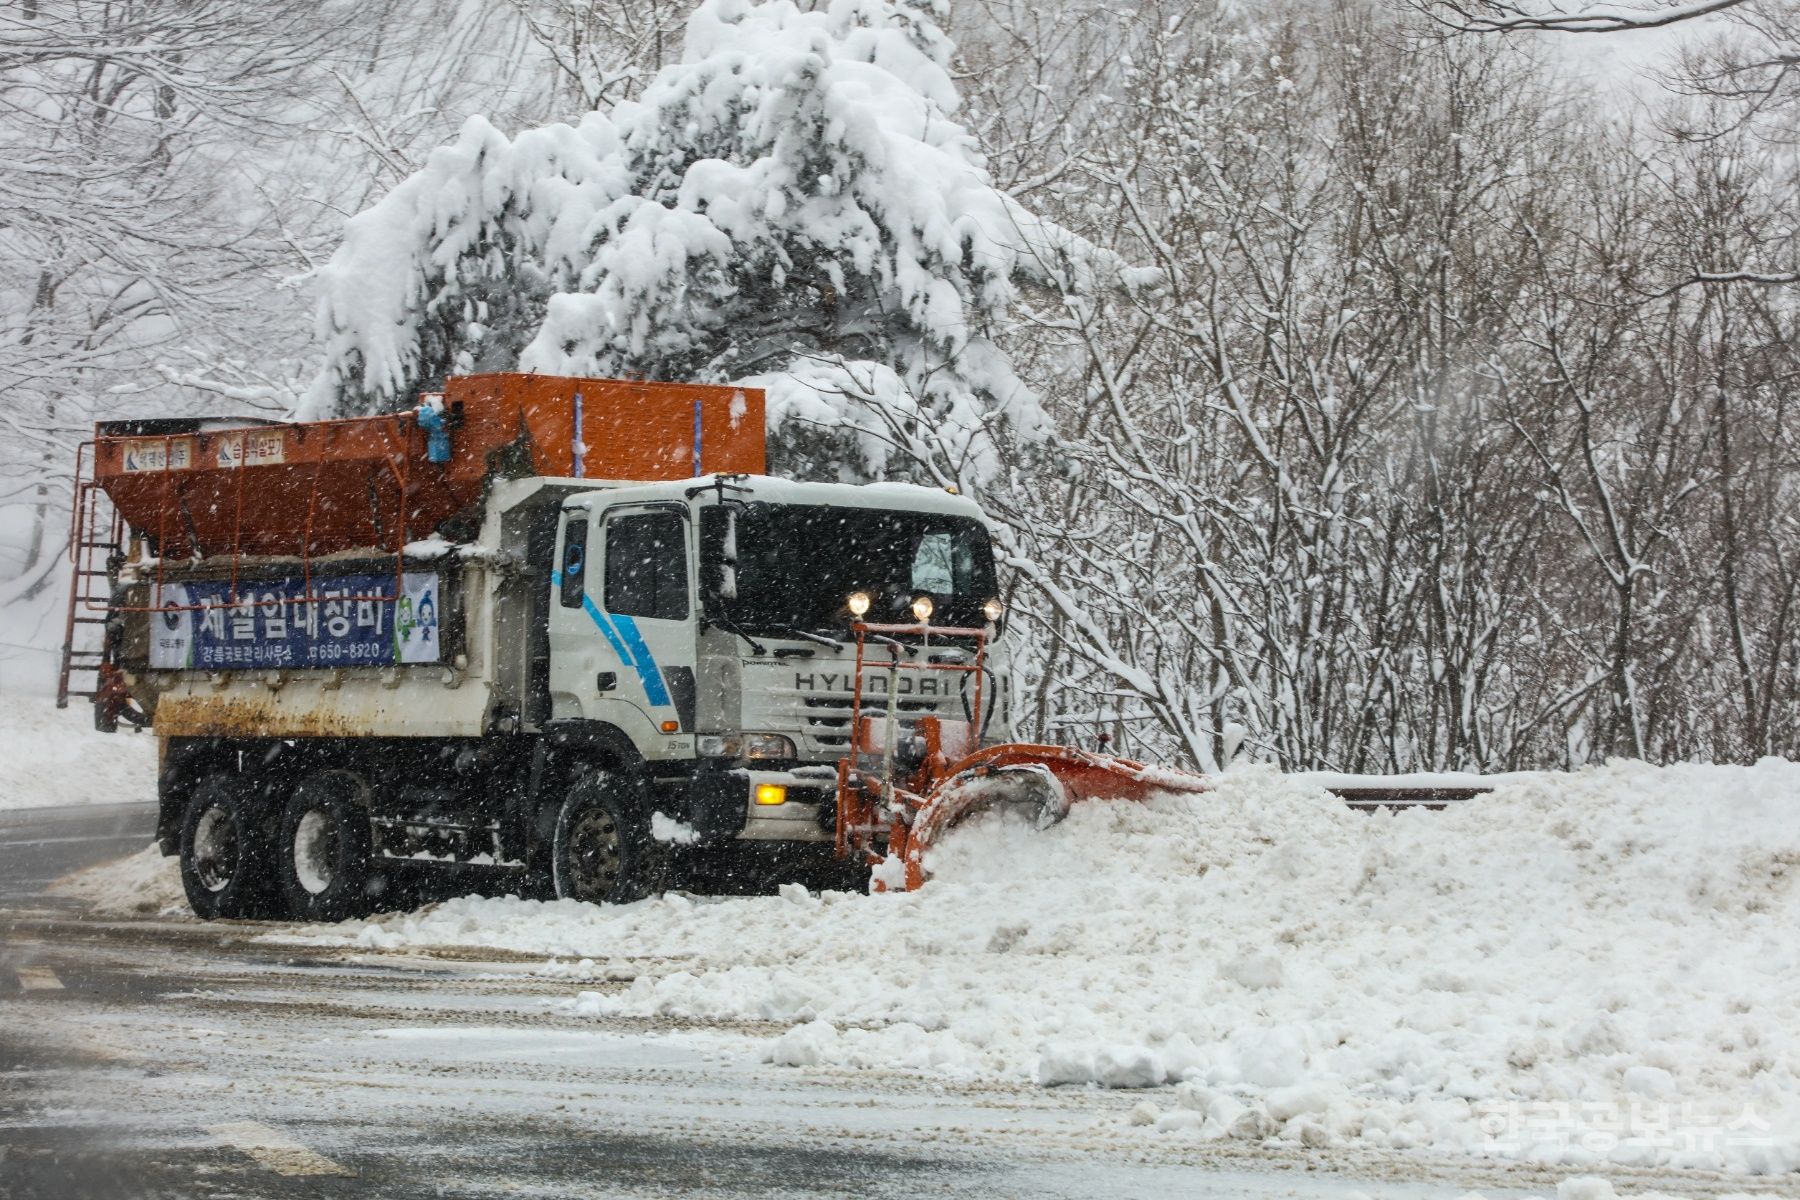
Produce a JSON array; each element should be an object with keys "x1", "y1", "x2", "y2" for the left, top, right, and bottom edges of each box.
[
  {"x1": 737, "y1": 660, "x2": 973, "y2": 761},
  {"x1": 801, "y1": 695, "x2": 945, "y2": 751}
]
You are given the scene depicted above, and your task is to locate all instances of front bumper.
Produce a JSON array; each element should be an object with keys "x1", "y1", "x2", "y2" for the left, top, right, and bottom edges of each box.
[
  {"x1": 737, "y1": 768, "x2": 837, "y2": 842},
  {"x1": 681, "y1": 763, "x2": 836, "y2": 844}
]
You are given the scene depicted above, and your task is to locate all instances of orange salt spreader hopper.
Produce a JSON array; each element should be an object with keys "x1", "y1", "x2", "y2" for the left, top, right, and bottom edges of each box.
[{"x1": 88, "y1": 374, "x2": 765, "y2": 560}]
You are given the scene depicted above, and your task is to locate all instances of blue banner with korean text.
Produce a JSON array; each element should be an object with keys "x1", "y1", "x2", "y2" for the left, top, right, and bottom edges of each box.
[{"x1": 147, "y1": 572, "x2": 442, "y2": 669}]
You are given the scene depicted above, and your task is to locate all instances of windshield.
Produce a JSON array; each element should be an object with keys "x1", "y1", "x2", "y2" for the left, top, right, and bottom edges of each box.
[{"x1": 701, "y1": 502, "x2": 998, "y2": 634}]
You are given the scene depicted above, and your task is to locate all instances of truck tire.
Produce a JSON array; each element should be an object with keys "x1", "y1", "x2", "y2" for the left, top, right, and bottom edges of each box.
[
  {"x1": 179, "y1": 775, "x2": 277, "y2": 920},
  {"x1": 551, "y1": 771, "x2": 666, "y2": 905},
  {"x1": 277, "y1": 773, "x2": 374, "y2": 922}
]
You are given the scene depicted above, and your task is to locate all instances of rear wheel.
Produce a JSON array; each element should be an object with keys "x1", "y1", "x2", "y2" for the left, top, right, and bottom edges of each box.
[
  {"x1": 277, "y1": 773, "x2": 374, "y2": 921},
  {"x1": 179, "y1": 775, "x2": 277, "y2": 919},
  {"x1": 551, "y1": 771, "x2": 666, "y2": 905}
]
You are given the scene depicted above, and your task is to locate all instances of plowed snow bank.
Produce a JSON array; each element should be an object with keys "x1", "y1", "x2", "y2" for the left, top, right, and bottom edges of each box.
[
  {"x1": 0, "y1": 697, "x2": 156, "y2": 810},
  {"x1": 290, "y1": 762, "x2": 1800, "y2": 1176},
  {"x1": 51, "y1": 843, "x2": 186, "y2": 916}
]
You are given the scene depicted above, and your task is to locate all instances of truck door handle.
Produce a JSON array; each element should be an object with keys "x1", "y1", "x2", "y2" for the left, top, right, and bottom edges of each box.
[{"x1": 596, "y1": 672, "x2": 617, "y2": 692}]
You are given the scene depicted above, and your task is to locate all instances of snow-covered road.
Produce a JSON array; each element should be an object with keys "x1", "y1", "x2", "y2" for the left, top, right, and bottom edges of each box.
[
  {"x1": 16, "y1": 772, "x2": 1800, "y2": 1200},
  {"x1": 1, "y1": 892, "x2": 1570, "y2": 1200},
  {"x1": 247, "y1": 762, "x2": 1800, "y2": 1182}
]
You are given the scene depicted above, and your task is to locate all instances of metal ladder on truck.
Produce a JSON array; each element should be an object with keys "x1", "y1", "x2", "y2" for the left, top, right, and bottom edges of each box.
[{"x1": 56, "y1": 451, "x2": 123, "y2": 711}]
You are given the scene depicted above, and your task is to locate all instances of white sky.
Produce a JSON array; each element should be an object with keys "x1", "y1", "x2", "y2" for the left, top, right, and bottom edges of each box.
[{"x1": 1531, "y1": 9, "x2": 1740, "y2": 116}]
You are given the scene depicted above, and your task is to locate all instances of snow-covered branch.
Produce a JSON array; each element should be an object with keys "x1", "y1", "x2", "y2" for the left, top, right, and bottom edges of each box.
[{"x1": 1421, "y1": 0, "x2": 1750, "y2": 33}]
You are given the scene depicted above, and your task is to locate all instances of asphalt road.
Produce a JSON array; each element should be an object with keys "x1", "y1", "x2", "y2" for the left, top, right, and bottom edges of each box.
[
  {"x1": 0, "y1": 801, "x2": 157, "y2": 906},
  {"x1": 0, "y1": 805, "x2": 1769, "y2": 1200}
]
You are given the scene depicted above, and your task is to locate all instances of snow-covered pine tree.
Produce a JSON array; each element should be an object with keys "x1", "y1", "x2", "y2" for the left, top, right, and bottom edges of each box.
[{"x1": 304, "y1": 0, "x2": 1118, "y2": 486}]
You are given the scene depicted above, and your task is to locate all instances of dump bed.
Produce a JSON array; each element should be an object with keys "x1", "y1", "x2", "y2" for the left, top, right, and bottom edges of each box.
[
  {"x1": 64, "y1": 374, "x2": 762, "y2": 716},
  {"x1": 97, "y1": 476, "x2": 587, "y2": 739},
  {"x1": 91, "y1": 374, "x2": 764, "y2": 560}
]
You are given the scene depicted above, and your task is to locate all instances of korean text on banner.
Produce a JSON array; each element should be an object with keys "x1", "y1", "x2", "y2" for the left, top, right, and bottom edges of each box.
[{"x1": 149, "y1": 573, "x2": 442, "y2": 669}]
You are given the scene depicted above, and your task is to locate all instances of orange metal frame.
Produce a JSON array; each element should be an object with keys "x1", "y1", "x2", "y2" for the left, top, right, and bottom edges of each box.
[
  {"x1": 833, "y1": 621, "x2": 990, "y2": 885},
  {"x1": 57, "y1": 441, "x2": 125, "y2": 707}
]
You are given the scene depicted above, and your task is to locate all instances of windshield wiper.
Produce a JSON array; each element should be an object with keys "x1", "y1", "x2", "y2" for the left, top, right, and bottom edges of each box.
[
  {"x1": 706, "y1": 609, "x2": 767, "y2": 656},
  {"x1": 767, "y1": 625, "x2": 842, "y2": 650}
]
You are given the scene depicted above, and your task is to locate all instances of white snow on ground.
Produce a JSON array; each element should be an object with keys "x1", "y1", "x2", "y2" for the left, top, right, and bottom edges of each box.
[
  {"x1": 0, "y1": 695, "x2": 157, "y2": 810},
  {"x1": 285, "y1": 761, "x2": 1800, "y2": 1179},
  {"x1": 1294, "y1": 769, "x2": 1536, "y2": 791},
  {"x1": 51, "y1": 843, "x2": 186, "y2": 916},
  {"x1": 1484, "y1": 1183, "x2": 1777, "y2": 1200}
]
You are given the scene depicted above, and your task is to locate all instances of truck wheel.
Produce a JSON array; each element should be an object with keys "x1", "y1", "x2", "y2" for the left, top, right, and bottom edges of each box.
[
  {"x1": 179, "y1": 775, "x2": 276, "y2": 920},
  {"x1": 277, "y1": 773, "x2": 373, "y2": 922},
  {"x1": 551, "y1": 772, "x2": 666, "y2": 905}
]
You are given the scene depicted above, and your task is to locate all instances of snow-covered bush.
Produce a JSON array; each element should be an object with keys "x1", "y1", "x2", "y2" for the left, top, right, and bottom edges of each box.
[{"x1": 305, "y1": 0, "x2": 1124, "y2": 485}]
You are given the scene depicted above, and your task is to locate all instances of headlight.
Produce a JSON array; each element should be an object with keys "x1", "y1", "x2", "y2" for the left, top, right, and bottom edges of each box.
[
  {"x1": 743, "y1": 733, "x2": 796, "y2": 760},
  {"x1": 847, "y1": 590, "x2": 871, "y2": 616},
  {"x1": 911, "y1": 595, "x2": 934, "y2": 623},
  {"x1": 699, "y1": 733, "x2": 795, "y2": 759},
  {"x1": 982, "y1": 597, "x2": 1004, "y2": 622}
]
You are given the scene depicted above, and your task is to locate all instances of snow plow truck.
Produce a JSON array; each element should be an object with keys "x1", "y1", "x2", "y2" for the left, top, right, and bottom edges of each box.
[{"x1": 61, "y1": 373, "x2": 1210, "y2": 920}]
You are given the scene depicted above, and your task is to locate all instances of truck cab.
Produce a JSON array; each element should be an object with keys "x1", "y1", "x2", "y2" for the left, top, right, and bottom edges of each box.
[{"x1": 541, "y1": 475, "x2": 1012, "y2": 897}]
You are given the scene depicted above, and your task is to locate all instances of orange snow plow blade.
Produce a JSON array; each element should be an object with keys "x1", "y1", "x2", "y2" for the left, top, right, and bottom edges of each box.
[
  {"x1": 894, "y1": 743, "x2": 1212, "y2": 890},
  {"x1": 832, "y1": 622, "x2": 1211, "y2": 891}
]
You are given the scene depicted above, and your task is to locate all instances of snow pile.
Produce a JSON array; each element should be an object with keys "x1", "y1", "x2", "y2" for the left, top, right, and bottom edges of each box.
[
  {"x1": 50, "y1": 844, "x2": 186, "y2": 917},
  {"x1": 306, "y1": 0, "x2": 1134, "y2": 484},
  {"x1": 0, "y1": 695, "x2": 157, "y2": 811},
  {"x1": 650, "y1": 812, "x2": 701, "y2": 845},
  {"x1": 295, "y1": 761, "x2": 1800, "y2": 1176}
]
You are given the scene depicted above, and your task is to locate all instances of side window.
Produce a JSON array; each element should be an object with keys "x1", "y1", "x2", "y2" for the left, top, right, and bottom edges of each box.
[
  {"x1": 558, "y1": 514, "x2": 589, "y2": 609},
  {"x1": 605, "y1": 512, "x2": 688, "y2": 621}
]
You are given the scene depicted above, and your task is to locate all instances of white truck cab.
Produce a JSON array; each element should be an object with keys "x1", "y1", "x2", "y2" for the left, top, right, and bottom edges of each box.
[{"x1": 545, "y1": 474, "x2": 1012, "y2": 860}]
